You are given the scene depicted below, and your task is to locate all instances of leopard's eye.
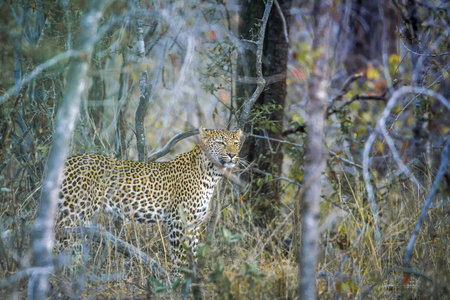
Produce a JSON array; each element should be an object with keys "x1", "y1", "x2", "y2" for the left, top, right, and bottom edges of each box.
[{"x1": 215, "y1": 140, "x2": 226, "y2": 146}]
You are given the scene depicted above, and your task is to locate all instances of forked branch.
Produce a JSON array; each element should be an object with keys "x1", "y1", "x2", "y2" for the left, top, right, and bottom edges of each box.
[{"x1": 238, "y1": 0, "x2": 273, "y2": 128}]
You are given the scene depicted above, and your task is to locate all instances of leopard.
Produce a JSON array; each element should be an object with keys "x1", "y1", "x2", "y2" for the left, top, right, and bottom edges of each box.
[{"x1": 57, "y1": 127, "x2": 242, "y2": 272}]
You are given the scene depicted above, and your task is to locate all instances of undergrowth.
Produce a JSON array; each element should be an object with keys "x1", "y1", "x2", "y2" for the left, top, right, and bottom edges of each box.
[{"x1": 0, "y1": 156, "x2": 448, "y2": 299}]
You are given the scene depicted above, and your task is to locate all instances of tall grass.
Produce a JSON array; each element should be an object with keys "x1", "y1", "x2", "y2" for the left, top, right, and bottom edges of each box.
[{"x1": 0, "y1": 155, "x2": 448, "y2": 299}]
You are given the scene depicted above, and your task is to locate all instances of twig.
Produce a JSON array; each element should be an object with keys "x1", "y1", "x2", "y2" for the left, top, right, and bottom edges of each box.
[
  {"x1": 329, "y1": 151, "x2": 363, "y2": 169},
  {"x1": 58, "y1": 225, "x2": 168, "y2": 279},
  {"x1": 238, "y1": 0, "x2": 274, "y2": 128},
  {"x1": 274, "y1": 0, "x2": 289, "y2": 44},
  {"x1": 400, "y1": 36, "x2": 450, "y2": 57},
  {"x1": 248, "y1": 134, "x2": 362, "y2": 170},
  {"x1": 327, "y1": 94, "x2": 385, "y2": 116},
  {"x1": 251, "y1": 167, "x2": 302, "y2": 187},
  {"x1": 403, "y1": 136, "x2": 450, "y2": 266},
  {"x1": 327, "y1": 73, "x2": 364, "y2": 110},
  {"x1": 0, "y1": 50, "x2": 78, "y2": 105},
  {"x1": 247, "y1": 133, "x2": 303, "y2": 148}
]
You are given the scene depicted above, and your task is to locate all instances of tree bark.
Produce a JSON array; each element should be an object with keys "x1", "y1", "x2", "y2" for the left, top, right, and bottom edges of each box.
[
  {"x1": 237, "y1": 0, "x2": 291, "y2": 225},
  {"x1": 88, "y1": 44, "x2": 106, "y2": 132},
  {"x1": 134, "y1": 0, "x2": 150, "y2": 162},
  {"x1": 297, "y1": 0, "x2": 331, "y2": 298},
  {"x1": 28, "y1": 1, "x2": 107, "y2": 298}
]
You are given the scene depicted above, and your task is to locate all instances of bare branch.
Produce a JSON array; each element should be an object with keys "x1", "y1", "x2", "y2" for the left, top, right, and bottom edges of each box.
[
  {"x1": 251, "y1": 167, "x2": 302, "y2": 187},
  {"x1": 238, "y1": 0, "x2": 274, "y2": 128},
  {"x1": 329, "y1": 150, "x2": 363, "y2": 169},
  {"x1": 274, "y1": 0, "x2": 289, "y2": 44},
  {"x1": 400, "y1": 35, "x2": 450, "y2": 57},
  {"x1": 327, "y1": 73, "x2": 364, "y2": 109},
  {"x1": 247, "y1": 133, "x2": 303, "y2": 148},
  {"x1": 403, "y1": 136, "x2": 450, "y2": 267},
  {"x1": 58, "y1": 225, "x2": 168, "y2": 279},
  {"x1": 363, "y1": 86, "x2": 450, "y2": 241},
  {"x1": 147, "y1": 129, "x2": 199, "y2": 162},
  {"x1": 0, "y1": 50, "x2": 78, "y2": 105}
]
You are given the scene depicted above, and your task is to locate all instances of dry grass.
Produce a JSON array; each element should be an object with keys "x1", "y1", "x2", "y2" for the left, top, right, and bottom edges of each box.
[{"x1": 0, "y1": 156, "x2": 448, "y2": 299}]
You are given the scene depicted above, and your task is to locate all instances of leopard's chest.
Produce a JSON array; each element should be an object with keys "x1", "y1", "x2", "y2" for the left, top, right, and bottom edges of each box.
[{"x1": 170, "y1": 170, "x2": 221, "y2": 222}]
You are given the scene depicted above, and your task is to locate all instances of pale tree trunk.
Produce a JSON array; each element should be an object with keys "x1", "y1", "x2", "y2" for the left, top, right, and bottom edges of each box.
[
  {"x1": 297, "y1": 0, "x2": 331, "y2": 298},
  {"x1": 28, "y1": 1, "x2": 107, "y2": 299}
]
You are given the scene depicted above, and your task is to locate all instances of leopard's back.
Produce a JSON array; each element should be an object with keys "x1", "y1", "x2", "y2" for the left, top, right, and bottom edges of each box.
[{"x1": 58, "y1": 153, "x2": 171, "y2": 226}]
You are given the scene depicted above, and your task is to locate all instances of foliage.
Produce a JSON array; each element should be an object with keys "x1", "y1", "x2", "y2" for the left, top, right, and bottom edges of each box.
[{"x1": 0, "y1": 0, "x2": 449, "y2": 299}]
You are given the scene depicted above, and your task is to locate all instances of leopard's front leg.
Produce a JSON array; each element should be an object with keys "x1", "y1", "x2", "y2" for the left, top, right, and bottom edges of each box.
[{"x1": 167, "y1": 218, "x2": 200, "y2": 275}]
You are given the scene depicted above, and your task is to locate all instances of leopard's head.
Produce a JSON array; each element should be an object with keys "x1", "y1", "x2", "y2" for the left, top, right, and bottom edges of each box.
[{"x1": 199, "y1": 127, "x2": 243, "y2": 169}]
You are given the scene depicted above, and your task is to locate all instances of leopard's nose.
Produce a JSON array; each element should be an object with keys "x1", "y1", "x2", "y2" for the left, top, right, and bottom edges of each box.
[{"x1": 228, "y1": 153, "x2": 236, "y2": 159}]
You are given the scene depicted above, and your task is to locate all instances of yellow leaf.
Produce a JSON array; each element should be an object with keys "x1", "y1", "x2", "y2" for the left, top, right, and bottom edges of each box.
[
  {"x1": 366, "y1": 65, "x2": 380, "y2": 80},
  {"x1": 375, "y1": 140, "x2": 385, "y2": 154},
  {"x1": 297, "y1": 171, "x2": 304, "y2": 182},
  {"x1": 388, "y1": 54, "x2": 402, "y2": 75},
  {"x1": 388, "y1": 53, "x2": 401, "y2": 65}
]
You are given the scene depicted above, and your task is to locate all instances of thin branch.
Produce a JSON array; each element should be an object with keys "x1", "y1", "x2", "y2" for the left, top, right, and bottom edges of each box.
[
  {"x1": 0, "y1": 50, "x2": 78, "y2": 105},
  {"x1": 329, "y1": 150, "x2": 363, "y2": 169},
  {"x1": 147, "y1": 129, "x2": 199, "y2": 162},
  {"x1": 327, "y1": 73, "x2": 364, "y2": 109},
  {"x1": 362, "y1": 86, "x2": 450, "y2": 241},
  {"x1": 58, "y1": 225, "x2": 168, "y2": 279},
  {"x1": 327, "y1": 94, "x2": 386, "y2": 116},
  {"x1": 247, "y1": 133, "x2": 303, "y2": 148},
  {"x1": 248, "y1": 134, "x2": 362, "y2": 169},
  {"x1": 238, "y1": 0, "x2": 274, "y2": 128},
  {"x1": 236, "y1": 72, "x2": 287, "y2": 85},
  {"x1": 274, "y1": 0, "x2": 289, "y2": 44},
  {"x1": 251, "y1": 167, "x2": 302, "y2": 187},
  {"x1": 400, "y1": 36, "x2": 450, "y2": 57},
  {"x1": 403, "y1": 136, "x2": 450, "y2": 267}
]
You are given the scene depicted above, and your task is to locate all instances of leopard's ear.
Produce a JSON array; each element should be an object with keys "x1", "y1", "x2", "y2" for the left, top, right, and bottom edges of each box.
[
  {"x1": 235, "y1": 129, "x2": 245, "y2": 146},
  {"x1": 199, "y1": 126, "x2": 208, "y2": 138}
]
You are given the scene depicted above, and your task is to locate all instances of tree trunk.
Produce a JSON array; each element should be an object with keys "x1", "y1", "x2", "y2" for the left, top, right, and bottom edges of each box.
[
  {"x1": 28, "y1": 1, "x2": 107, "y2": 298},
  {"x1": 134, "y1": 0, "x2": 150, "y2": 162},
  {"x1": 236, "y1": 0, "x2": 291, "y2": 225},
  {"x1": 344, "y1": 0, "x2": 398, "y2": 74},
  {"x1": 297, "y1": 0, "x2": 331, "y2": 298},
  {"x1": 88, "y1": 44, "x2": 106, "y2": 132}
]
